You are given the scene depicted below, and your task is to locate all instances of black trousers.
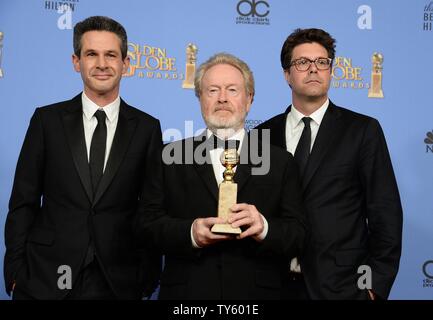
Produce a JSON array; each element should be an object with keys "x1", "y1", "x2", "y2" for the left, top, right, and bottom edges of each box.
[
  {"x1": 11, "y1": 286, "x2": 33, "y2": 300},
  {"x1": 283, "y1": 272, "x2": 310, "y2": 300},
  {"x1": 65, "y1": 260, "x2": 116, "y2": 300},
  {"x1": 12, "y1": 260, "x2": 116, "y2": 300}
]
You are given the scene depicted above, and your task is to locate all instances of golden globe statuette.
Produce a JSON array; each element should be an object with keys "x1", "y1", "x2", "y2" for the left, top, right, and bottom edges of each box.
[
  {"x1": 182, "y1": 43, "x2": 198, "y2": 89},
  {"x1": 0, "y1": 32, "x2": 4, "y2": 78},
  {"x1": 211, "y1": 148, "x2": 241, "y2": 234},
  {"x1": 368, "y1": 52, "x2": 384, "y2": 98}
]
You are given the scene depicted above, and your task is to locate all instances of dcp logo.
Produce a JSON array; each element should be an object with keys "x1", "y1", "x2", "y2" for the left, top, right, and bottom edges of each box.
[
  {"x1": 425, "y1": 130, "x2": 433, "y2": 153},
  {"x1": 422, "y1": 260, "x2": 433, "y2": 279},
  {"x1": 237, "y1": 0, "x2": 270, "y2": 17}
]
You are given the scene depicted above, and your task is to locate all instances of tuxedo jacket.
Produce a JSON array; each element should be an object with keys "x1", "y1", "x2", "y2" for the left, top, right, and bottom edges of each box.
[
  {"x1": 256, "y1": 101, "x2": 403, "y2": 299},
  {"x1": 4, "y1": 94, "x2": 163, "y2": 299},
  {"x1": 141, "y1": 133, "x2": 308, "y2": 300}
]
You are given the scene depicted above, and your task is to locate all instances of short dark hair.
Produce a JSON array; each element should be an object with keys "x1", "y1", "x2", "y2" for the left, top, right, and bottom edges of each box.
[
  {"x1": 280, "y1": 28, "x2": 336, "y2": 70},
  {"x1": 73, "y1": 16, "x2": 128, "y2": 59}
]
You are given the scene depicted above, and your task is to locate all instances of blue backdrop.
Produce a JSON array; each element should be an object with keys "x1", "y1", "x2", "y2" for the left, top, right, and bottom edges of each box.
[{"x1": 1, "y1": 0, "x2": 432, "y2": 300}]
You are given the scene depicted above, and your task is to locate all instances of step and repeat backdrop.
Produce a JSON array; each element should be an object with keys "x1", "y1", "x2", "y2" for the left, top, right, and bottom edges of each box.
[{"x1": 0, "y1": 0, "x2": 432, "y2": 299}]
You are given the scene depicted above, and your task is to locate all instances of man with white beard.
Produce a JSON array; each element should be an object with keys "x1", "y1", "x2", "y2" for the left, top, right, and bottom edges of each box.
[{"x1": 141, "y1": 53, "x2": 308, "y2": 300}]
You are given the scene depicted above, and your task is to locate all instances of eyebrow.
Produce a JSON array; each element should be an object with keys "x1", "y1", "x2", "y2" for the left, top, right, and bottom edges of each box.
[
  {"x1": 83, "y1": 49, "x2": 119, "y2": 55},
  {"x1": 293, "y1": 56, "x2": 327, "y2": 60},
  {"x1": 207, "y1": 84, "x2": 241, "y2": 88}
]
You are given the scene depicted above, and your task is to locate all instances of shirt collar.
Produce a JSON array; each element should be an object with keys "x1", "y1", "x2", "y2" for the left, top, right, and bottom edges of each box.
[
  {"x1": 81, "y1": 92, "x2": 120, "y2": 123},
  {"x1": 206, "y1": 128, "x2": 245, "y2": 142},
  {"x1": 289, "y1": 99, "x2": 329, "y2": 128}
]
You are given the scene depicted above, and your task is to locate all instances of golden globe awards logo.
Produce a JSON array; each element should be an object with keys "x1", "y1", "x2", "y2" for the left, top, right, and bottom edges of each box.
[
  {"x1": 236, "y1": 0, "x2": 270, "y2": 26},
  {"x1": 368, "y1": 52, "x2": 384, "y2": 98},
  {"x1": 331, "y1": 53, "x2": 385, "y2": 99},
  {"x1": 331, "y1": 56, "x2": 370, "y2": 90},
  {"x1": 125, "y1": 43, "x2": 184, "y2": 81},
  {"x1": 182, "y1": 43, "x2": 198, "y2": 89}
]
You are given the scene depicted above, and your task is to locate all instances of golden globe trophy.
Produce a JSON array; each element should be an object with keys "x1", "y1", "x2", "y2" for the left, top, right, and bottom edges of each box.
[
  {"x1": 368, "y1": 52, "x2": 384, "y2": 98},
  {"x1": 211, "y1": 148, "x2": 241, "y2": 234},
  {"x1": 0, "y1": 32, "x2": 4, "y2": 78},
  {"x1": 182, "y1": 43, "x2": 198, "y2": 89}
]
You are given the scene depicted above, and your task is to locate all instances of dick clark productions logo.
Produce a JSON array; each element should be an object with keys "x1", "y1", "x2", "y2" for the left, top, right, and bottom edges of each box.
[
  {"x1": 236, "y1": 0, "x2": 270, "y2": 25},
  {"x1": 425, "y1": 130, "x2": 433, "y2": 153}
]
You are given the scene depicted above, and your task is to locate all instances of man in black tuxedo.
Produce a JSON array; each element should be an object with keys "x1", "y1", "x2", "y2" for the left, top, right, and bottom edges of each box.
[
  {"x1": 257, "y1": 28, "x2": 403, "y2": 300},
  {"x1": 4, "y1": 16, "x2": 162, "y2": 299},
  {"x1": 141, "y1": 53, "x2": 307, "y2": 300}
]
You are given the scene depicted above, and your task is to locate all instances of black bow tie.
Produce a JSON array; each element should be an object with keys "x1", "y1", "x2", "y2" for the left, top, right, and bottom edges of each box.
[{"x1": 210, "y1": 135, "x2": 240, "y2": 150}]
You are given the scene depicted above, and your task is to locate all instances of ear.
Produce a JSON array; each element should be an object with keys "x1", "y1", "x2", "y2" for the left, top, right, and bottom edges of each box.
[
  {"x1": 284, "y1": 69, "x2": 291, "y2": 84},
  {"x1": 122, "y1": 56, "x2": 130, "y2": 74},
  {"x1": 72, "y1": 54, "x2": 80, "y2": 72},
  {"x1": 245, "y1": 93, "x2": 253, "y2": 113},
  {"x1": 284, "y1": 69, "x2": 293, "y2": 89}
]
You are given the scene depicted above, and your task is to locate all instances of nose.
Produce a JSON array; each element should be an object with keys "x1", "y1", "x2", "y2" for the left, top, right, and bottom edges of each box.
[
  {"x1": 218, "y1": 89, "x2": 228, "y2": 103},
  {"x1": 309, "y1": 61, "x2": 318, "y2": 73},
  {"x1": 97, "y1": 55, "x2": 107, "y2": 69}
]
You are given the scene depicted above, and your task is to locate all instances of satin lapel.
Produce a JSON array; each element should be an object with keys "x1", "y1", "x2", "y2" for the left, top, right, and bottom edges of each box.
[
  {"x1": 192, "y1": 134, "x2": 219, "y2": 202},
  {"x1": 272, "y1": 105, "x2": 291, "y2": 150},
  {"x1": 93, "y1": 101, "x2": 137, "y2": 206},
  {"x1": 61, "y1": 94, "x2": 93, "y2": 202},
  {"x1": 302, "y1": 103, "x2": 342, "y2": 190},
  {"x1": 234, "y1": 133, "x2": 252, "y2": 194}
]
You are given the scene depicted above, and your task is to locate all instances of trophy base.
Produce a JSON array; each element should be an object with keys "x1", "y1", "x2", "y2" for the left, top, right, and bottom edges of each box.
[
  {"x1": 211, "y1": 223, "x2": 241, "y2": 234},
  {"x1": 182, "y1": 63, "x2": 195, "y2": 89},
  {"x1": 368, "y1": 73, "x2": 384, "y2": 98},
  {"x1": 368, "y1": 89, "x2": 384, "y2": 98},
  {"x1": 182, "y1": 82, "x2": 194, "y2": 89}
]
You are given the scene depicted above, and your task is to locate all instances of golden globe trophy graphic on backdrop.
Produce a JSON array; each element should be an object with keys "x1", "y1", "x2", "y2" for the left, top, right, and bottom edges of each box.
[
  {"x1": 0, "y1": 32, "x2": 4, "y2": 78},
  {"x1": 182, "y1": 43, "x2": 198, "y2": 89},
  {"x1": 211, "y1": 148, "x2": 242, "y2": 234},
  {"x1": 368, "y1": 52, "x2": 384, "y2": 98}
]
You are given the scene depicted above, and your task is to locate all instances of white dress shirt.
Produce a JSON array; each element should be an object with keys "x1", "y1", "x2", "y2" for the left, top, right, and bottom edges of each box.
[
  {"x1": 208, "y1": 128, "x2": 245, "y2": 185},
  {"x1": 285, "y1": 99, "x2": 329, "y2": 155},
  {"x1": 82, "y1": 92, "x2": 120, "y2": 171},
  {"x1": 286, "y1": 99, "x2": 329, "y2": 272},
  {"x1": 191, "y1": 128, "x2": 269, "y2": 248}
]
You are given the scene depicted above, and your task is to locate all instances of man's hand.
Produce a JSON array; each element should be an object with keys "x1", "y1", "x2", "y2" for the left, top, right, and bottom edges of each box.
[
  {"x1": 192, "y1": 217, "x2": 234, "y2": 247},
  {"x1": 228, "y1": 203, "x2": 264, "y2": 240}
]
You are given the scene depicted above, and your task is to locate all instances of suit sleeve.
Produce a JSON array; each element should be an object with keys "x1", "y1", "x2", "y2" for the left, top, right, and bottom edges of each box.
[
  {"x1": 256, "y1": 154, "x2": 309, "y2": 262},
  {"x1": 360, "y1": 119, "x2": 403, "y2": 299},
  {"x1": 4, "y1": 108, "x2": 45, "y2": 296},
  {"x1": 135, "y1": 139, "x2": 199, "y2": 258},
  {"x1": 132, "y1": 119, "x2": 165, "y2": 297},
  {"x1": 137, "y1": 185, "x2": 196, "y2": 258}
]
